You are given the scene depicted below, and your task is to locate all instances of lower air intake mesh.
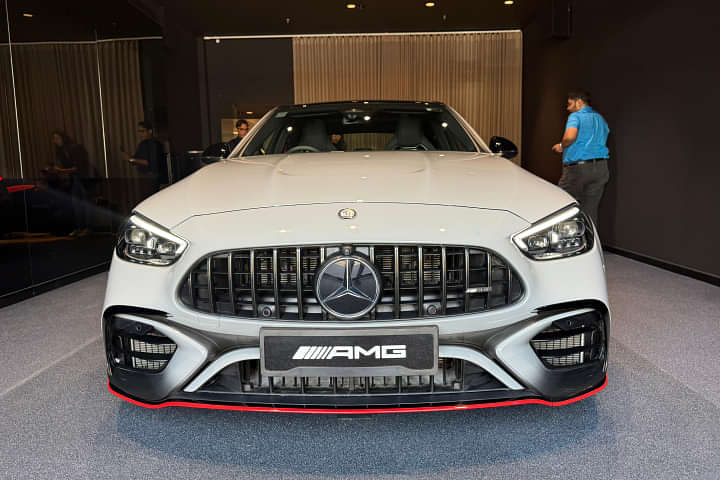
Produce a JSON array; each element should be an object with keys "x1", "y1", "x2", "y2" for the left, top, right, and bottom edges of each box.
[{"x1": 530, "y1": 311, "x2": 606, "y2": 368}]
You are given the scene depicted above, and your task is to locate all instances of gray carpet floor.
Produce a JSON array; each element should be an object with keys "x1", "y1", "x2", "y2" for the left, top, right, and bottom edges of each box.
[{"x1": 0, "y1": 253, "x2": 718, "y2": 479}]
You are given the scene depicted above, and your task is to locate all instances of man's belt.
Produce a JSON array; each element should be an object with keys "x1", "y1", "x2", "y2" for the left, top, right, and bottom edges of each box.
[{"x1": 566, "y1": 158, "x2": 607, "y2": 167}]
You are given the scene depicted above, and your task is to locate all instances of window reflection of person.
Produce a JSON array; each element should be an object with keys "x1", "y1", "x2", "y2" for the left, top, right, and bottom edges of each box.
[
  {"x1": 51, "y1": 131, "x2": 92, "y2": 237},
  {"x1": 122, "y1": 121, "x2": 167, "y2": 194},
  {"x1": 227, "y1": 119, "x2": 249, "y2": 151},
  {"x1": 331, "y1": 133, "x2": 346, "y2": 151}
]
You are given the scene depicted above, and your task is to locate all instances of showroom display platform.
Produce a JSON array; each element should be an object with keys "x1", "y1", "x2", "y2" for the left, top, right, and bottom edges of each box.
[{"x1": 0, "y1": 254, "x2": 718, "y2": 479}]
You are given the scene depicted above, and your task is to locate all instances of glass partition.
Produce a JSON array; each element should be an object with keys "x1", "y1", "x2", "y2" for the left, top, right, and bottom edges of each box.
[{"x1": 0, "y1": 0, "x2": 165, "y2": 304}]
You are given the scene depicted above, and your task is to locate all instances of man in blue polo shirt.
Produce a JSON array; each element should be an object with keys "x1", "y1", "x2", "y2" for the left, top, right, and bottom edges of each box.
[{"x1": 552, "y1": 91, "x2": 610, "y2": 228}]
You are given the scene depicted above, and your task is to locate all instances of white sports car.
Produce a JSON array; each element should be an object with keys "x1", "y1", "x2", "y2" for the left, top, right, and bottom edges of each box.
[{"x1": 104, "y1": 101, "x2": 608, "y2": 413}]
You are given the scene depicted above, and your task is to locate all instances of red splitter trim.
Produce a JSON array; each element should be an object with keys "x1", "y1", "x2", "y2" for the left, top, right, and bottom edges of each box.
[{"x1": 107, "y1": 375, "x2": 607, "y2": 414}]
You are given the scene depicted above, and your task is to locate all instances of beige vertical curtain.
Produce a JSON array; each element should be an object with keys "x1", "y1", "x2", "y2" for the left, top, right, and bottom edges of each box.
[
  {"x1": 0, "y1": 45, "x2": 21, "y2": 178},
  {"x1": 97, "y1": 40, "x2": 147, "y2": 212},
  {"x1": 98, "y1": 40, "x2": 144, "y2": 180},
  {"x1": 0, "y1": 39, "x2": 146, "y2": 212},
  {"x1": 293, "y1": 32, "x2": 522, "y2": 162},
  {"x1": 10, "y1": 43, "x2": 104, "y2": 179}
]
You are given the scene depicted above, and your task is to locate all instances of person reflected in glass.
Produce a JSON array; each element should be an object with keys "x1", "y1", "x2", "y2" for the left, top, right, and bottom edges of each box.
[
  {"x1": 122, "y1": 121, "x2": 168, "y2": 194},
  {"x1": 227, "y1": 119, "x2": 249, "y2": 151},
  {"x1": 50, "y1": 131, "x2": 93, "y2": 237},
  {"x1": 331, "y1": 133, "x2": 346, "y2": 151}
]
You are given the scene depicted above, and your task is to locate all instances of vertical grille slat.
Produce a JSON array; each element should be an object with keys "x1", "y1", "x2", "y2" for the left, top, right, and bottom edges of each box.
[
  {"x1": 369, "y1": 246, "x2": 376, "y2": 320},
  {"x1": 417, "y1": 246, "x2": 424, "y2": 317},
  {"x1": 320, "y1": 248, "x2": 327, "y2": 321},
  {"x1": 441, "y1": 246, "x2": 447, "y2": 315},
  {"x1": 296, "y1": 247, "x2": 304, "y2": 320},
  {"x1": 250, "y1": 250, "x2": 257, "y2": 317},
  {"x1": 227, "y1": 252, "x2": 236, "y2": 315},
  {"x1": 273, "y1": 249, "x2": 280, "y2": 319},
  {"x1": 464, "y1": 248, "x2": 470, "y2": 313},
  {"x1": 393, "y1": 246, "x2": 400, "y2": 318},
  {"x1": 181, "y1": 244, "x2": 522, "y2": 320},
  {"x1": 207, "y1": 256, "x2": 215, "y2": 313}
]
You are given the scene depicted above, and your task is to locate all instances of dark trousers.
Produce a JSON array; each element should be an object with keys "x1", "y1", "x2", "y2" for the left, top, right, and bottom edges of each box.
[
  {"x1": 558, "y1": 160, "x2": 610, "y2": 228},
  {"x1": 70, "y1": 176, "x2": 89, "y2": 230}
]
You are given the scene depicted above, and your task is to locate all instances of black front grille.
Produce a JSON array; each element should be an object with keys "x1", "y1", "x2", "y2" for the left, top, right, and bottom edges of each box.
[
  {"x1": 198, "y1": 357, "x2": 506, "y2": 396},
  {"x1": 530, "y1": 311, "x2": 606, "y2": 368},
  {"x1": 106, "y1": 317, "x2": 177, "y2": 372},
  {"x1": 179, "y1": 245, "x2": 524, "y2": 321}
]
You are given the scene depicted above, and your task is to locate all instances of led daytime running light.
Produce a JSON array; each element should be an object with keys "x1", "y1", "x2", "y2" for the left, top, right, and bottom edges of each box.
[
  {"x1": 128, "y1": 215, "x2": 188, "y2": 257},
  {"x1": 513, "y1": 206, "x2": 580, "y2": 251}
]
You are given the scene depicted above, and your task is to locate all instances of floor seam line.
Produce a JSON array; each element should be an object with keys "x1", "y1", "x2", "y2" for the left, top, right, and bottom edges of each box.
[{"x1": 0, "y1": 335, "x2": 102, "y2": 398}]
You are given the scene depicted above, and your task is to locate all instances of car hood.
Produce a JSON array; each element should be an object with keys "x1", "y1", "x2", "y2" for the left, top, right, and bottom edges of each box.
[{"x1": 136, "y1": 151, "x2": 574, "y2": 228}]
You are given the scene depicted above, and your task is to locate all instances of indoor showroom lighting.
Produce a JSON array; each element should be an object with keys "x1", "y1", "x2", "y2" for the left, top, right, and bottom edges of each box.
[{"x1": 425, "y1": 2, "x2": 436, "y2": 7}]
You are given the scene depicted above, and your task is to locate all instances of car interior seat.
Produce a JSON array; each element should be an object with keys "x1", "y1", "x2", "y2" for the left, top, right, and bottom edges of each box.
[
  {"x1": 385, "y1": 116, "x2": 435, "y2": 151},
  {"x1": 297, "y1": 119, "x2": 335, "y2": 151}
]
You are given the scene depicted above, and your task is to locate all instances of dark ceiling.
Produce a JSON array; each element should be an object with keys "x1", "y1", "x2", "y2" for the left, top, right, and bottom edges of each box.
[
  {"x1": 4, "y1": 0, "x2": 161, "y2": 42},
  {"x1": 0, "y1": 0, "x2": 551, "y2": 42},
  {"x1": 3, "y1": 1, "x2": 547, "y2": 42},
  {"x1": 159, "y1": 0, "x2": 546, "y2": 36}
]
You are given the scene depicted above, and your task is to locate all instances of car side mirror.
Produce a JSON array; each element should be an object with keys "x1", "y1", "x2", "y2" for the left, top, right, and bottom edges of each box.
[
  {"x1": 201, "y1": 142, "x2": 231, "y2": 163},
  {"x1": 488, "y1": 136, "x2": 518, "y2": 160}
]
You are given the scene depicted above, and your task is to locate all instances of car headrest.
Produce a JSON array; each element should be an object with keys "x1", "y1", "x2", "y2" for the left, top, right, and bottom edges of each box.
[
  {"x1": 396, "y1": 116, "x2": 425, "y2": 148},
  {"x1": 299, "y1": 120, "x2": 333, "y2": 151}
]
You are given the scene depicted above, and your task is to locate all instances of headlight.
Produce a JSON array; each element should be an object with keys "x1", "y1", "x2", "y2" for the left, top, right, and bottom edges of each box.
[
  {"x1": 116, "y1": 214, "x2": 188, "y2": 266},
  {"x1": 512, "y1": 205, "x2": 594, "y2": 260}
]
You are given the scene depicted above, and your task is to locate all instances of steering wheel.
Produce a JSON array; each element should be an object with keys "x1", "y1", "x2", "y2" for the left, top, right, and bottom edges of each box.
[
  {"x1": 286, "y1": 145, "x2": 321, "y2": 154},
  {"x1": 394, "y1": 144, "x2": 429, "y2": 151}
]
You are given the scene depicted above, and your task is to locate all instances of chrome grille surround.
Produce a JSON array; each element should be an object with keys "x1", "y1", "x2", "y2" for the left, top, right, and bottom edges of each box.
[{"x1": 179, "y1": 245, "x2": 524, "y2": 321}]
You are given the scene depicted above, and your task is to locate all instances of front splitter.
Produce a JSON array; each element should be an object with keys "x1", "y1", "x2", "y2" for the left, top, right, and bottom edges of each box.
[{"x1": 107, "y1": 375, "x2": 607, "y2": 414}]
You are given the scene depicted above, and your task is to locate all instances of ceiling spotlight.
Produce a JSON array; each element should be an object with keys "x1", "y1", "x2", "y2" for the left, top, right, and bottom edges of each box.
[
  {"x1": 346, "y1": 3, "x2": 357, "y2": 8},
  {"x1": 504, "y1": 0, "x2": 514, "y2": 4},
  {"x1": 246, "y1": 111, "x2": 254, "y2": 115},
  {"x1": 23, "y1": 12, "x2": 34, "y2": 18},
  {"x1": 425, "y1": 2, "x2": 436, "y2": 7},
  {"x1": 215, "y1": 39, "x2": 221, "y2": 44}
]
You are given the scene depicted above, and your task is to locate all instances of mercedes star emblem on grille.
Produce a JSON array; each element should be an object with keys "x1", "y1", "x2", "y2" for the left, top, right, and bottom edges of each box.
[
  {"x1": 338, "y1": 208, "x2": 357, "y2": 219},
  {"x1": 315, "y1": 255, "x2": 381, "y2": 319}
]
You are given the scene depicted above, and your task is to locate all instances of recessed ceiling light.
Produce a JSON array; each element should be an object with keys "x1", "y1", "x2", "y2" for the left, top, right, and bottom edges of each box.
[
  {"x1": 346, "y1": 3, "x2": 357, "y2": 8},
  {"x1": 246, "y1": 111, "x2": 253, "y2": 115},
  {"x1": 215, "y1": 39, "x2": 220, "y2": 44},
  {"x1": 504, "y1": 0, "x2": 514, "y2": 5},
  {"x1": 425, "y1": 1, "x2": 436, "y2": 7},
  {"x1": 23, "y1": 13, "x2": 34, "y2": 18}
]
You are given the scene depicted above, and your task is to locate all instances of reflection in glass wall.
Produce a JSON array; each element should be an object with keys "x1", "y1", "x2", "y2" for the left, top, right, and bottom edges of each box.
[
  {"x1": 0, "y1": 0, "x2": 165, "y2": 304},
  {"x1": 0, "y1": 0, "x2": 32, "y2": 298}
]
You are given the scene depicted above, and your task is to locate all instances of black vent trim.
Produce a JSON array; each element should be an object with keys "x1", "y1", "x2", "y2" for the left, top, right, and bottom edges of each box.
[
  {"x1": 197, "y1": 357, "x2": 506, "y2": 396},
  {"x1": 530, "y1": 311, "x2": 606, "y2": 368},
  {"x1": 106, "y1": 316, "x2": 177, "y2": 372}
]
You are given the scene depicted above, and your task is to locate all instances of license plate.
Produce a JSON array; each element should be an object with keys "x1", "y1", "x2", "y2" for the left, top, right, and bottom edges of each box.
[{"x1": 260, "y1": 327, "x2": 438, "y2": 377}]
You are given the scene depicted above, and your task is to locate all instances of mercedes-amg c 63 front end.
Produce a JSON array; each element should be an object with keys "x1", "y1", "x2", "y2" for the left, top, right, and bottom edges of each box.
[{"x1": 103, "y1": 101, "x2": 609, "y2": 413}]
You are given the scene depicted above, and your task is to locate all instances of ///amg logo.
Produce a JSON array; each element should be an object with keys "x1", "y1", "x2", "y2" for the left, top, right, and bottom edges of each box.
[{"x1": 292, "y1": 345, "x2": 407, "y2": 360}]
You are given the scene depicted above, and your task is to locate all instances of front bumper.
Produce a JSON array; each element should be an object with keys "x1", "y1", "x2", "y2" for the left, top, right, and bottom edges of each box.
[
  {"x1": 103, "y1": 203, "x2": 610, "y2": 412},
  {"x1": 104, "y1": 305, "x2": 608, "y2": 412}
]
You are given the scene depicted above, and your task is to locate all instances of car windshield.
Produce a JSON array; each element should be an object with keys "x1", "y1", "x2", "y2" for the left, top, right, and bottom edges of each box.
[{"x1": 239, "y1": 102, "x2": 480, "y2": 157}]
